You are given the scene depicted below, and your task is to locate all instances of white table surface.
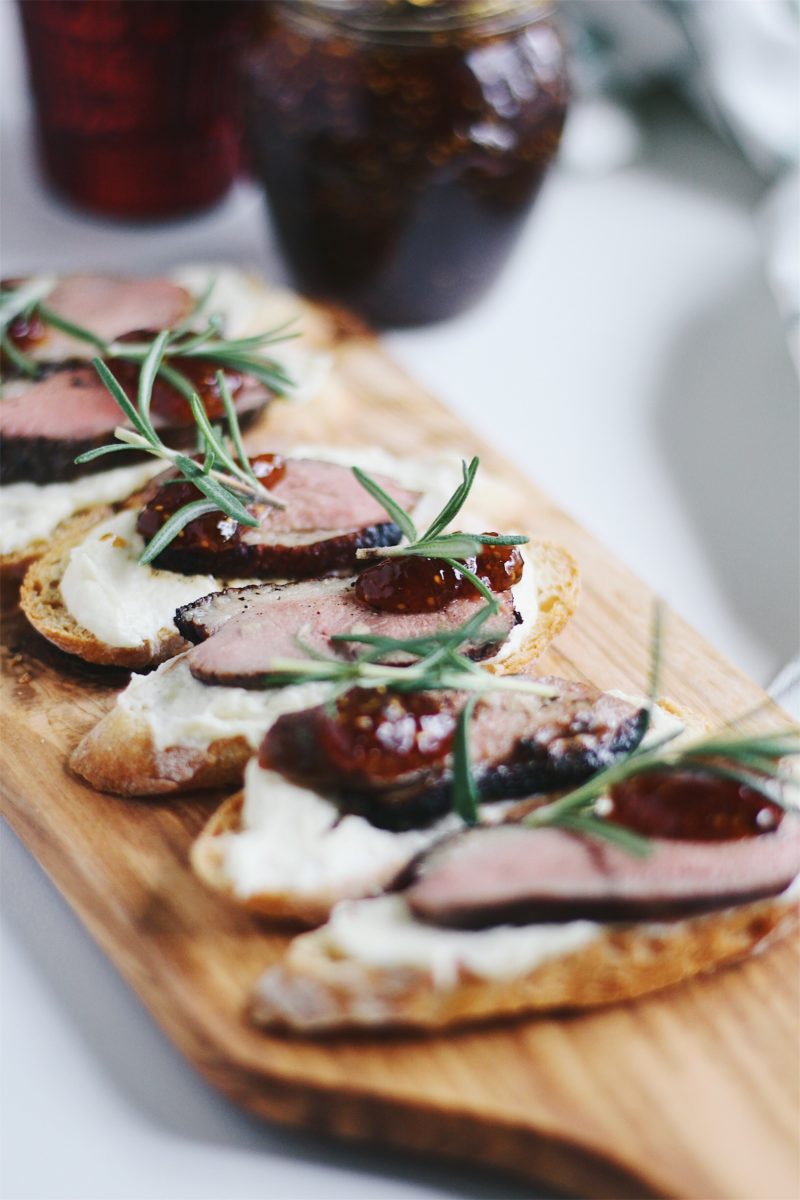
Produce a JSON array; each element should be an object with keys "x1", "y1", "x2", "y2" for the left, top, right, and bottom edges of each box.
[{"x1": 1, "y1": 1, "x2": 798, "y2": 1197}]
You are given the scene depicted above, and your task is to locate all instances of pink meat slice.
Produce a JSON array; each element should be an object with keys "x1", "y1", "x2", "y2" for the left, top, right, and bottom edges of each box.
[
  {"x1": 405, "y1": 819, "x2": 800, "y2": 927},
  {"x1": 30, "y1": 275, "x2": 191, "y2": 358},
  {"x1": 243, "y1": 459, "x2": 420, "y2": 540},
  {"x1": 0, "y1": 367, "x2": 269, "y2": 442},
  {"x1": 185, "y1": 579, "x2": 514, "y2": 685},
  {"x1": 0, "y1": 368, "x2": 123, "y2": 439}
]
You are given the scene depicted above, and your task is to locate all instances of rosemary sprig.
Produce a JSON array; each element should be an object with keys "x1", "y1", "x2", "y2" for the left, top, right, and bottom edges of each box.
[
  {"x1": 524, "y1": 706, "x2": 800, "y2": 853},
  {"x1": 74, "y1": 335, "x2": 286, "y2": 564},
  {"x1": 0, "y1": 277, "x2": 300, "y2": 396},
  {"x1": 353, "y1": 457, "x2": 528, "y2": 604},
  {"x1": 453, "y1": 695, "x2": 481, "y2": 825},
  {"x1": 258, "y1": 604, "x2": 555, "y2": 699}
]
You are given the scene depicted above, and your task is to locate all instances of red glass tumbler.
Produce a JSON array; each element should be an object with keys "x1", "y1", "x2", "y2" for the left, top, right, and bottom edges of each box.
[{"x1": 17, "y1": 0, "x2": 248, "y2": 220}]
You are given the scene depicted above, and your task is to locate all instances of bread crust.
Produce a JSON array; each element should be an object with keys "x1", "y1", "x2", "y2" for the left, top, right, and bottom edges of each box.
[
  {"x1": 2, "y1": 543, "x2": 48, "y2": 583},
  {"x1": 69, "y1": 703, "x2": 253, "y2": 796},
  {"x1": 249, "y1": 891, "x2": 799, "y2": 1033},
  {"x1": 69, "y1": 537, "x2": 580, "y2": 797},
  {"x1": 19, "y1": 508, "x2": 189, "y2": 670}
]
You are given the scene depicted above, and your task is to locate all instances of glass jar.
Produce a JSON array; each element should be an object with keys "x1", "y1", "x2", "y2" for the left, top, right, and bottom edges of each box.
[
  {"x1": 242, "y1": 0, "x2": 569, "y2": 326},
  {"x1": 18, "y1": 0, "x2": 249, "y2": 220}
]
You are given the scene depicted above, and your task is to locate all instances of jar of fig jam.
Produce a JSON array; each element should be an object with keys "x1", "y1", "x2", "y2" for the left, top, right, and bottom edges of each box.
[{"x1": 242, "y1": 1, "x2": 568, "y2": 325}]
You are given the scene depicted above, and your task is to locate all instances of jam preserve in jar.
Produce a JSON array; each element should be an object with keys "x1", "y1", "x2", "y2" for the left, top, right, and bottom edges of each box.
[{"x1": 243, "y1": 1, "x2": 568, "y2": 325}]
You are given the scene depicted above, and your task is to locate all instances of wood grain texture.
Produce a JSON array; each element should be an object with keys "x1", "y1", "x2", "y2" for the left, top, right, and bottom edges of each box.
[{"x1": 2, "y1": 336, "x2": 799, "y2": 1200}]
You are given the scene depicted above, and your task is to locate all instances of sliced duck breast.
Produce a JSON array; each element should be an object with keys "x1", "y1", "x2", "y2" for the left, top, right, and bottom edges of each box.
[
  {"x1": 0, "y1": 364, "x2": 271, "y2": 484},
  {"x1": 404, "y1": 817, "x2": 800, "y2": 927},
  {"x1": 261, "y1": 682, "x2": 646, "y2": 829},
  {"x1": 182, "y1": 578, "x2": 517, "y2": 685},
  {"x1": 142, "y1": 458, "x2": 421, "y2": 579},
  {"x1": 6, "y1": 275, "x2": 191, "y2": 363}
]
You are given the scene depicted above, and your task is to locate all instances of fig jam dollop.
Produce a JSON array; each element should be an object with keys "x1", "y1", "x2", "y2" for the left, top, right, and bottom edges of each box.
[
  {"x1": 136, "y1": 453, "x2": 285, "y2": 552},
  {"x1": 7, "y1": 309, "x2": 47, "y2": 351},
  {"x1": 475, "y1": 541, "x2": 525, "y2": 593},
  {"x1": 264, "y1": 687, "x2": 457, "y2": 782},
  {"x1": 606, "y1": 770, "x2": 784, "y2": 840},
  {"x1": 355, "y1": 537, "x2": 524, "y2": 613}
]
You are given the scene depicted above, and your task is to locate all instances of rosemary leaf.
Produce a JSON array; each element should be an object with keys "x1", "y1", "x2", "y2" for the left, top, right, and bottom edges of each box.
[
  {"x1": 421, "y1": 457, "x2": 479, "y2": 542},
  {"x1": 137, "y1": 329, "x2": 171, "y2": 439},
  {"x1": 0, "y1": 277, "x2": 54, "y2": 326},
  {"x1": 330, "y1": 599, "x2": 500, "y2": 659},
  {"x1": 92, "y1": 358, "x2": 151, "y2": 438},
  {"x1": 683, "y1": 733, "x2": 800, "y2": 759},
  {"x1": 440, "y1": 557, "x2": 495, "y2": 605},
  {"x1": 196, "y1": 351, "x2": 295, "y2": 393},
  {"x1": 217, "y1": 369, "x2": 261, "y2": 487},
  {"x1": 453, "y1": 695, "x2": 480, "y2": 826},
  {"x1": 139, "y1": 498, "x2": 220, "y2": 565},
  {"x1": 190, "y1": 471, "x2": 259, "y2": 528},
  {"x1": 187, "y1": 391, "x2": 243, "y2": 479},
  {"x1": 550, "y1": 811, "x2": 652, "y2": 857},
  {"x1": 38, "y1": 302, "x2": 108, "y2": 351},
  {"x1": 402, "y1": 535, "x2": 484, "y2": 560},
  {"x1": 458, "y1": 533, "x2": 529, "y2": 547},
  {"x1": 149, "y1": 359, "x2": 195, "y2": 405},
  {"x1": 74, "y1": 442, "x2": 142, "y2": 464},
  {"x1": 171, "y1": 275, "x2": 217, "y2": 336},
  {"x1": 351, "y1": 467, "x2": 418, "y2": 543}
]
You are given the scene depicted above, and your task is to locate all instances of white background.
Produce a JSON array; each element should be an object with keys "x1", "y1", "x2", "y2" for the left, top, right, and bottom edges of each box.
[{"x1": 1, "y1": 0, "x2": 797, "y2": 1197}]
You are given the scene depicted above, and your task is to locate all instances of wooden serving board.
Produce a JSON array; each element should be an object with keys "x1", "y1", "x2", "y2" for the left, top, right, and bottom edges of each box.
[{"x1": 2, "y1": 335, "x2": 798, "y2": 1200}]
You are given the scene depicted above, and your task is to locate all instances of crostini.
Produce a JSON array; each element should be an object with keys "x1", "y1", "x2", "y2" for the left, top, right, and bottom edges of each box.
[{"x1": 1, "y1": 266, "x2": 328, "y2": 578}]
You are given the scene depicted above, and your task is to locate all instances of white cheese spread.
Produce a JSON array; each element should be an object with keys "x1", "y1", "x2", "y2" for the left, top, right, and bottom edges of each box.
[
  {"x1": 117, "y1": 652, "x2": 331, "y2": 753},
  {"x1": 309, "y1": 857, "x2": 800, "y2": 991},
  {"x1": 224, "y1": 760, "x2": 463, "y2": 902},
  {"x1": 221, "y1": 759, "x2": 519, "y2": 902},
  {"x1": 0, "y1": 461, "x2": 160, "y2": 556},
  {"x1": 313, "y1": 893, "x2": 601, "y2": 988},
  {"x1": 60, "y1": 510, "x2": 223, "y2": 649}
]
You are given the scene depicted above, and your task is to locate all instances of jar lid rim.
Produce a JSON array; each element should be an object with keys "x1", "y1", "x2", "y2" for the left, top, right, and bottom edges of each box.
[{"x1": 277, "y1": 0, "x2": 556, "y2": 40}]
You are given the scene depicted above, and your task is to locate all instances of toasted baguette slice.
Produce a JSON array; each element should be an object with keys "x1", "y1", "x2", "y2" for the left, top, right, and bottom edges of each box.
[
  {"x1": 19, "y1": 508, "x2": 189, "y2": 670},
  {"x1": 249, "y1": 889, "x2": 799, "y2": 1033},
  {"x1": 191, "y1": 785, "x2": 459, "y2": 926},
  {"x1": 69, "y1": 538, "x2": 579, "y2": 796},
  {"x1": 191, "y1": 791, "x2": 375, "y2": 926}
]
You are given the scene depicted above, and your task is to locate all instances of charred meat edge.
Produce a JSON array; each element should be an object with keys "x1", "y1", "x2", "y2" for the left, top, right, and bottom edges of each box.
[{"x1": 261, "y1": 688, "x2": 648, "y2": 831}]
